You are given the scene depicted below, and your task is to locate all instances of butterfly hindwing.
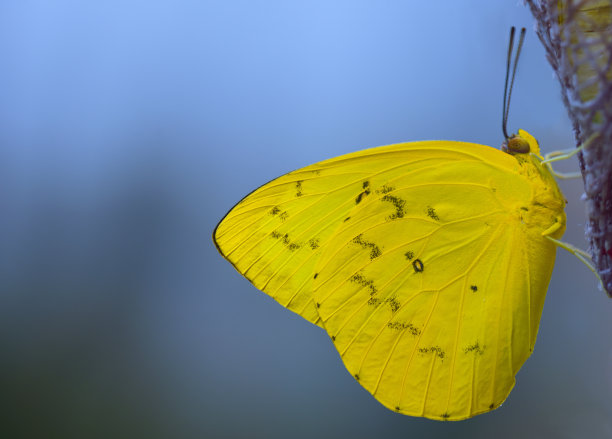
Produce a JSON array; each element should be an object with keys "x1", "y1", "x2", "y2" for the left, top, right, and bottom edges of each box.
[{"x1": 310, "y1": 140, "x2": 562, "y2": 420}]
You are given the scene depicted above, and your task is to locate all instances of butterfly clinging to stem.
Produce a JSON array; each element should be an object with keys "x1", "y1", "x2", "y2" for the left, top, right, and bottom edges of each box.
[{"x1": 213, "y1": 27, "x2": 595, "y2": 420}]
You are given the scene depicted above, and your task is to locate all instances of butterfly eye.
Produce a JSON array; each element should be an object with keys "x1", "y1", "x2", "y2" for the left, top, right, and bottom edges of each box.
[{"x1": 502, "y1": 135, "x2": 530, "y2": 154}]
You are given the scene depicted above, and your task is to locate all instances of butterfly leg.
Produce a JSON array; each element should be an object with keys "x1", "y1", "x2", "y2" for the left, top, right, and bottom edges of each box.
[
  {"x1": 544, "y1": 235, "x2": 603, "y2": 290},
  {"x1": 540, "y1": 132, "x2": 603, "y2": 289},
  {"x1": 541, "y1": 132, "x2": 600, "y2": 179},
  {"x1": 546, "y1": 169, "x2": 581, "y2": 180}
]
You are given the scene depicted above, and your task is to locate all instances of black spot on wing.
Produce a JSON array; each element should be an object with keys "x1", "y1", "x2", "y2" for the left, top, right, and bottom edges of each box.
[
  {"x1": 470, "y1": 285, "x2": 478, "y2": 292},
  {"x1": 464, "y1": 341, "x2": 485, "y2": 355},
  {"x1": 440, "y1": 412, "x2": 450, "y2": 420},
  {"x1": 313, "y1": 273, "x2": 318, "y2": 279},
  {"x1": 412, "y1": 259, "x2": 424, "y2": 273},
  {"x1": 404, "y1": 251, "x2": 414, "y2": 260},
  {"x1": 270, "y1": 231, "x2": 301, "y2": 251},
  {"x1": 355, "y1": 180, "x2": 371, "y2": 205},
  {"x1": 308, "y1": 238, "x2": 320, "y2": 249},
  {"x1": 385, "y1": 296, "x2": 400, "y2": 313},
  {"x1": 381, "y1": 194, "x2": 406, "y2": 219},
  {"x1": 489, "y1": 403, "x2": 495, "y2": 410},
  {"x1": 350, "y1": 273, "x2": 377, "y2": 295},
  {"x1": 418, "y1": 346, "x2": 445, "y2": 359},
  {"x1": 387, "y1": 321, "x2": 421, "y2": 336},
  {"x1": 295, "y1": 180, "x2": 303, "y2": 197},
  {"x1": 269, "y1": 206, "x2": 289, "y2": 221},
  {"x1": 367, "y1": 297, "x2": 381, "y2": 306},
  {"x1": 376, "y1": 184, "x2": 394, "y2": 194},
  {"x1": 426, "y1": 206, "x2": 440, "y2": 221},
  {"x1": 352, "y1": 234, "x2": 382, "y2": 259}
]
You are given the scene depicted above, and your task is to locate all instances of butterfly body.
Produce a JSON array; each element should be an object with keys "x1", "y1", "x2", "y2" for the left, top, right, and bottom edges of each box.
[{"x1": 213, "y1": 129, "x2": 565, "y2": 420}]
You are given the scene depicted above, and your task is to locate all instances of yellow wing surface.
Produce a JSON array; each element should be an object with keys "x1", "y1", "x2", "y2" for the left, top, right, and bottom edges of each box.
[{"x1": 213, "y1": 130, "x2": 566, "y2": 420}]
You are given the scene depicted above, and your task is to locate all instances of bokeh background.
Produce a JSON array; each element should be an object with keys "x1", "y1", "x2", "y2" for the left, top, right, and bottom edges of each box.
[{"x1": 2, "y1": 1, "x2": 612, "y2": 438}]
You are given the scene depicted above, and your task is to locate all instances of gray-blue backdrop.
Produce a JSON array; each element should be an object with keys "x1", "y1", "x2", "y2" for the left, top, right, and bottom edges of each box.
[{"x1": 1, "y1": 1, "x2": 611, "y2": 438}]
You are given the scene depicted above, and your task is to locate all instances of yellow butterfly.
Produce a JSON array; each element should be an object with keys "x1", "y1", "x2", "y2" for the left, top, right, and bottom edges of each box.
[{"x1": 213, "y1": 28, "x2": 572, "y2": 420}]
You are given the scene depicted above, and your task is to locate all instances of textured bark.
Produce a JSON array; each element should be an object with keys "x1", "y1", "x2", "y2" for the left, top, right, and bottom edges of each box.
[{"x1": 526, "y1": 0, "x2": 612, "y2": 296}]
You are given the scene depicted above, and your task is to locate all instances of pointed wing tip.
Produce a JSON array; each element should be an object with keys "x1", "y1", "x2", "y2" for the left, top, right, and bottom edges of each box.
[{"x1": 211, "y1": 219, "x2": 225, "y2": 256}]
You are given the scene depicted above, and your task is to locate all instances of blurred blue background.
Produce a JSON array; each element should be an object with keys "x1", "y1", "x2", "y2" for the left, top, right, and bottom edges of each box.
[{"x1": 1, "y1": 1, "x2": 611, "y2": 438}]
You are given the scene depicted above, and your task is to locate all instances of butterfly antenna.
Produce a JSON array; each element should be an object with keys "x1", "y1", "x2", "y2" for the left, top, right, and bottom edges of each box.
[{"x1": 502, "y1": 27, "x2": 526, "y2": 139}]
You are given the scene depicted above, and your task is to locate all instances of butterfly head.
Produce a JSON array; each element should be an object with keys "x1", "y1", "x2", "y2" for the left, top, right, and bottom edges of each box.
[{"x1": 501, "y1": 129, "x2": 543, "y2": 159}]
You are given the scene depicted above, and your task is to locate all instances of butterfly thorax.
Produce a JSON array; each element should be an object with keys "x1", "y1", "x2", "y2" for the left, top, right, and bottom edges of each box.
[{"x1": 504, "y1": 129, "x2": 566, "y2": 240}]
